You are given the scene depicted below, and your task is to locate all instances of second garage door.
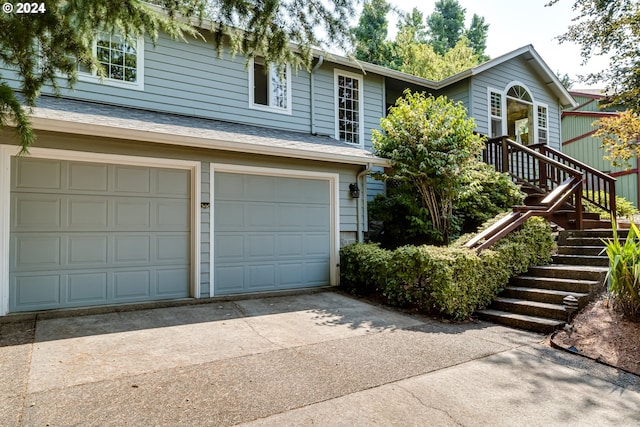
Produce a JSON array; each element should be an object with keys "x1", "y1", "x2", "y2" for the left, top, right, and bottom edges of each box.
[{"x1": 214, "y1": 172, "x2": 331, "y2": 295}]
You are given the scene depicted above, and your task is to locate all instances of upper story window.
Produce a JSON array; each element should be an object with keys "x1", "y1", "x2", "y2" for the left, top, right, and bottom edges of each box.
[
  {"x1": 79, "y1": 31, "x2": 144, "y2": 90},
  {"x1": 537, "y1": 105, "x2": 548, "y2": 144},
  {"x1": 249, "y1": 57, "x2": 291, "y2": 114},
  {"x1": 489, "y1": 91, "x2": 503, "y2": 138},
  {"x1": 335, "y1": 70, "x2": 364, "y2": 146}
]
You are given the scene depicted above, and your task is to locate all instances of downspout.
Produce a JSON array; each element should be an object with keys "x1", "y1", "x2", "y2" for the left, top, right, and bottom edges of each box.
[
  {"x1": 356, "y1": 163, "x2": 372, "y2": 243},
  {"x1": 310, "y1": 55, "x2": 324, "y2": 135}
]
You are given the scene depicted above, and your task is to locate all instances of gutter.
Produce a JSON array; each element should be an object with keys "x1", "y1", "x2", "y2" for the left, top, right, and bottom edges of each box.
[
  {"x1": 355, "y1": 163, "x2": 372, "y2": 242},
  {"x1": 310, "y1": 55, "x2": 324, "y2": 135}
]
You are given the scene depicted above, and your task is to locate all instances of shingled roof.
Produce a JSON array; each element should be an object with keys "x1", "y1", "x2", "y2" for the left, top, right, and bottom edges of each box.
[{"x1": 26, "y1": 96, "x2": 388, "y2": 166}]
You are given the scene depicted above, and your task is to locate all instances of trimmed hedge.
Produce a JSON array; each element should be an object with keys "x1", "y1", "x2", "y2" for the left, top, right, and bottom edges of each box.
[{"x1": 340, "y1": 217, "x2": 554, "y2": 320}]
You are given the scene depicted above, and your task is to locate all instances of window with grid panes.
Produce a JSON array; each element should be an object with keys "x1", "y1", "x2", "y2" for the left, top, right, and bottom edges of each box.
[
  {"x1": 336, "y1": 73, "x2": 362, "y2": 144},
  {"x1": 537, "y1": 105, "x2": 548, "y2": 143}
]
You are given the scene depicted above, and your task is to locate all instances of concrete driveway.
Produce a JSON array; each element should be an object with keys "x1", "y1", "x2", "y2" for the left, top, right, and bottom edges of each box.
[{"x1": 1, "y1": 290, "x2": 639, "y2": 426}]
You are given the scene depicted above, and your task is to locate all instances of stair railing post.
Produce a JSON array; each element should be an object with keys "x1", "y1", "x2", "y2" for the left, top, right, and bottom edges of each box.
[
  {"x1": 538, "y1": 145, "x2": 548, "y2": 190},
  {"x1": 576, "y1": 180, "x2": 583, "y2": 230},
  {"x1": 609, "y1": 180, "x2": 617, "y2": 221},
  {"x1": 501, "y1": 136, "x2": 509, "y2": 174}
]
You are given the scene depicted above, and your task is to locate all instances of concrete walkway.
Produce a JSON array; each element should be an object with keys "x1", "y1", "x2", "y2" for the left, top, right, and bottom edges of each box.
[{"x1": 1, "y1": 291, "x2": 639, "y2": 426}]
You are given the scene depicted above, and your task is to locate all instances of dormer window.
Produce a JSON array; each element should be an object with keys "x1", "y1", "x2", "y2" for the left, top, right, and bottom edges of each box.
[
  {"x1": 78, "y1": 31, "x2": 144, "y2": 90},
  {"x1": 249, "y1": 57, "x2": 291, "y2": 114}
]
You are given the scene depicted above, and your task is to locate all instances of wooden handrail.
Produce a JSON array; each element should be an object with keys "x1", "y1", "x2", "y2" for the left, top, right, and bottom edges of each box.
[{"x1": 530, "y1": 143, "x2": 616, "y2": 216}]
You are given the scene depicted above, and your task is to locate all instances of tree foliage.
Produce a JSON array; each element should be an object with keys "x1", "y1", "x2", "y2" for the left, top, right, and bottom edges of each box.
[
  {"x1": 426, "y1": 0, "x2": 465, "y2": 55},
  {"x1": 550, "y1": 0, "x2": 640, "y2": 110},
  {"x1": 352, "y1": 0, "x2": 393, "y2": 66},
  {"x1": 465, "y1": 14, "x2": 489, "y2": 62},
  {"x1": 0, "y1": 0, "x2": 357, "y2": 151},
  {"x1": 372, "y1": 91, "x2": 485, "y2": 243},
  {"x1": 595, "y1": 110, "x2": 640, "y2": 168}
]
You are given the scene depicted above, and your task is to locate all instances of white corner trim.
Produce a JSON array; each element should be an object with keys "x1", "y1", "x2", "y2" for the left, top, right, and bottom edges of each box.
[
  {"x1": 209, "y1": 163, "x2": 340, "y2": 294},
  {"x1": 0, "y1": 146, "x2": 202, "y2": 315}
]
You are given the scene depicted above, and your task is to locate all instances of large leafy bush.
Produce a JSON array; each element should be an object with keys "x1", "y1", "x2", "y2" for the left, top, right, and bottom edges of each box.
[
  {"x1": 340, "y1": 217, "x2": 554, "y2": 320},
  {"x1": 602, "y1": 222, "x2": 640, "y2": 320}
]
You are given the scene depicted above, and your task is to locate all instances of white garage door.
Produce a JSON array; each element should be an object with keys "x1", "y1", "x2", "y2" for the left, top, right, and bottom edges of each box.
[
  {"x1": 214, "y1": 172, "x2": 331, "y2": 295},
  {"x1": 9, "y1": 157, "x2": 191, "y2": 312}
]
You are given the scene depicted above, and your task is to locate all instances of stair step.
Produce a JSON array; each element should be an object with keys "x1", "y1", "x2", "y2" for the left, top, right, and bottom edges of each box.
[
  {"x1": 557, "y1": 245, "x2": 606, "y2": 256},
  {"x1": 561, "y1": 229, "x2": 630, "y2": 239},
  {"x1": 502, "y1": 286, "x2": 591, "y2": 306},
  {"x1": 477, "y1": 309, "x2": 564, "y2": 334},
  {"x1": 552, "y1": 254, "x2": 609, "y2": 266},
  {"x1": 563, "y1": 237, "x2": 616, "y2": 246},
  {"x1": 526, "y1": 265, "x2": 608, "y2": 282},
  {"x1": 510, "y1": 276, "x2": 602, "y2": 293},
  {"x1": 490, "y1": 298, "x2": 568, "y2": 320}
]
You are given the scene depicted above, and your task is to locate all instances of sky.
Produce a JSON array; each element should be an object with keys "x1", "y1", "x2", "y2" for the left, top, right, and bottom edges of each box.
[{"x1": 379, "y1": 0, "x2": 609, "y2": 89}]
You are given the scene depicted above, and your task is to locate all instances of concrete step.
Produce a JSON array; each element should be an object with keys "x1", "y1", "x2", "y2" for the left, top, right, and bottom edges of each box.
[
  {"x1": 477, "y1": 309, "x2": 564, "y2": 334},
  {"x1": 526, "y1": 265, "x2": 608, "y2": 282},
  {"x1": 552, "y1": 254, "x2": 609, "y2": 267},
  {"x1": 490, "y1": 298, "x2": 568, "y2": 321},
  {"x1": 560, "y1": 229, "x2": 629, "y2": 239},
  {"x1": 510, "y1": 276, "x2": 602, "y2": 293},
  {"x1": 557, "y1": 245, "x2": 606, "y2": 256},
  {"x1": 501, "y1": 286, "x2": 591, "y2": 307}
]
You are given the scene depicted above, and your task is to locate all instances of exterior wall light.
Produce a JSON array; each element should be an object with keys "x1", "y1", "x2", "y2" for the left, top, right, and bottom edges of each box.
[{"x1": 349, "y1": 183, "x2": 360, "y2": 199}]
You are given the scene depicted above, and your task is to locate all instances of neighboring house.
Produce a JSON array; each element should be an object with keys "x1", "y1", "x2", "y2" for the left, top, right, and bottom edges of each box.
[
  {"x1": 562, "y1": 90, "x2": 638, "y2": 207},
  {"x1": 0, "y1": 25, "x2": 573, "y2": 315}
]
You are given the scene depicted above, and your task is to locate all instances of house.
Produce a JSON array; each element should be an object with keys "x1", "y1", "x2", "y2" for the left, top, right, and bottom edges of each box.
[
  {"x1": 562, "y1": 90, "x2": 638, "y2": 207},
  {"x1": 0, "y1": 25, "x2": 576, "y2": 315}
]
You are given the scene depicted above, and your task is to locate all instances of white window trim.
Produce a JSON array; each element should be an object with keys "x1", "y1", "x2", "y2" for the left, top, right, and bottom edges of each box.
[
  {"x1": 535, "y1": 103, "x2": 549, "y2": 144},
  {"x1": 0, "y1": 146, "x2": 201, "y2": 316},
  {"x1": 248, "y1": 58, "x2": 292, "y2": 115},
  {"x1": 209, "y1": 163, "x2": 340, "y2": 297},
  {"x1": 78, "y1": 35, "x2": 145, "y2": 91},
  {"x1": 334, "y1": 69, "x2": 365, "y2": 148},
  {"x1": 487, "y1": 87, "x2": 505, "y2": 137}
]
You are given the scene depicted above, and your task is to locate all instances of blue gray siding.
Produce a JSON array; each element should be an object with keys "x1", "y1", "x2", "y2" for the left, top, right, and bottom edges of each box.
[{"x1": 469, "y1": 57, "x2": 563, "y2": 149}]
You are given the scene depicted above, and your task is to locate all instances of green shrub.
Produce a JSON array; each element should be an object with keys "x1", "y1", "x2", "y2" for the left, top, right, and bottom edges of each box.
[
  {"x1": 584, "y1": 190, "x2": 638, "y2": 219},
  {"x1": 602, "y1": 221, "x2": 640, "y2": 320},
  {"x1": 454, "y1": 162, "x2": 525, "y2": 234},
  {"x1": 340, "y1": 216, "x2": 554, "y2": 320}
]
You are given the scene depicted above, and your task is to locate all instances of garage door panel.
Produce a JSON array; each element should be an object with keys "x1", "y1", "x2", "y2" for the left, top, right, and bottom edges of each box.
[
  {"x1": 114, "y1": 200, "x2": 151, "y2": 227},
  {"x1": 68, "y1": 163, "x2": 108, "y2": 191},
  {"x1": 157, "y1": 201, "x2": 190, "y2": 228},
  {"x1": 214, "y1": 172, "x2": 331, "y2": 296},
  {"x1": 215, "y1": 234, "x2": 244, "y2": 260},
  {"x1": 248, "y1": 264, "x2": 276, "y2": 290},
  {"x1": 215, "y1": 266, "x2": 245, "y2": 293},
  {"x1": 114, "y1": 166, "x2": 151, "y2": 193},
  {"x1": 13, "y1": 236, "x2": 61, "y2": 267},
  {"x1": 68, "y1": 236, "x2": 108, "y2": 265},
  {"x1": 246, "y1": 234, "x2": 275, "y2": 258},
  {"x1": 156, "y1": 169, "x2": 190, "y2": 196},
  {"x1": 13, "y1": 197, "x2": 62, "y2": 228},
  {"x1": 215, "y1": 202, "x2": 244, "y2": 230},
  {"x1": 13, "y1": 275, "x2": 60, "y2": 307},
  {"x1": 67, "y1": 273, "x2": 108, "y2": 303},
  {"x1": 14, "y1": 158, "x2": 62, "y2": 190},
  {"x1": 304, "y1": 261, "x2": 331, "y2": 284},
  {"x1": 9, "y1": 158, "x2": 192, "y2": 312},
  {"x1": 156, "y1": 269, "x2": 190, "y2": 296},
  {"x1": 156, "y1": 235, "x2": 190, "y2": 262},
  {"x1": 277, "y1": 234, "x2": 303, "y2": 256},
  {"x1": 246, "y1": 204, "x2": 275, "y2": 228},
  {"x1": 114, "y1": 236, "x2": 151, "y2": 263},
  {"x1": 69, "y1": 199, "x2": 108, "y2": 227},
  {"x1": 113, "y1": 271, "x2": 151, "y2": 299}
]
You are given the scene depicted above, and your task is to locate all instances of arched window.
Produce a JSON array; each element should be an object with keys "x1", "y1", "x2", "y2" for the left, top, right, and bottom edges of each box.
[{"x1": 506, "y1": 85, "x2": 534, "y2": 145}]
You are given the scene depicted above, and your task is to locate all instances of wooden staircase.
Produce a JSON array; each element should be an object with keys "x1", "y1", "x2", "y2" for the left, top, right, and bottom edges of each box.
[
  {"x1": 477, "y1": 229, "x2": 613, "y2": 333},
  {"x1": 467, "y1": 137, "x2": 618, "y2": 333}
]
